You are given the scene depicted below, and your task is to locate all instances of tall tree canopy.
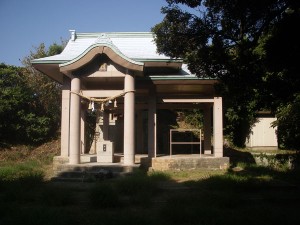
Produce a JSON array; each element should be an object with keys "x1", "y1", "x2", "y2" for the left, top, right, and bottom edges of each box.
[
  {"x1": 22, "y1": 42, "x2": 64, "y2": 132},
  {"x1": 0, "y1": 42, "x2": 65, "y2": 145},
  {"x1": 152, "y1": 0, "x2": 300, "y2": 148},
  {"x1": 0, "y1": 63, "x2": 53, "y2": 143}
]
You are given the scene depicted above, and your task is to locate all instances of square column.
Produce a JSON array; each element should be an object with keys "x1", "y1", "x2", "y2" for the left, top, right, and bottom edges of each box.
[
  {"x1": 61, "y1": 77, "x2": 70, "y2": 157},
  {"x1": 69, "y1": 77, "x2": 81, "y2": 164},
  {"x1": 213, "y1": 97, "x2": 223, "y2": 157},
  {"x1": 203, "y1": 104, "x2": 212, "y2": 154},
  {"x1": 123, "y1": 72, "x2": 135, "y2": 165},
  {"x1": 148, "y1": 88, "x2": 157, "y2": 158}
]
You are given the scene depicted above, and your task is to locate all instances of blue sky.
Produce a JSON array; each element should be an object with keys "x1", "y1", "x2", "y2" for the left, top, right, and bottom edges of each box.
[{"x1": 0, "y1": 0, "x2": 167, "y2": 67}]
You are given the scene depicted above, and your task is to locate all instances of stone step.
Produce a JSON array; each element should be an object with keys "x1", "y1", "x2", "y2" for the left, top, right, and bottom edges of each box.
[
  {"x1": 52, "y1": 171, "x2": 126, "y2": 182},
  {"x1": 81, "y1": 155, "x2": 97, "y2": 163},
  {"x1": 52, "y1": 164, "x2": 140, "y2": 182},
  {"x1": 78, "y1": 154, "x2": 148, "y2": 163},
  {"x1": 51, "y1": 154, "x2": 148, "y2": 182}
]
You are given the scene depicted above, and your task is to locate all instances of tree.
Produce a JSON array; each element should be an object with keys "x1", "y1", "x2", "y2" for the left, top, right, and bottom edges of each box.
[
  {"x1": 152, "y1": 0, "x2": 300, "y2": 148},
  {"x1": 258, "y1": 7, "x2": 300, "y2": 148},
  {"x1": 273, "y1": 94, "x2": 300, "y2": 149},
  {"x1": 22, "y1": 41, "x2": 66, "y2": 140},
  {"x1": 0, "y1": 41, "x2": 66, "y2": 144},
  {"x1": 0, "y1": 63, "x2": 51, "y2": 143}
]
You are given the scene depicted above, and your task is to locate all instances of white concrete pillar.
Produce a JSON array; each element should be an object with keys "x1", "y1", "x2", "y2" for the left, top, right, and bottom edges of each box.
[
  {"x1": 61, "y1": 77, "x2": 71, "y2": 157},
  {"x1": 213, "y1": 97, "x2": 223, "y2": 157},
  {"x1": 203, "y1": 104, "x2": 212, "y2": 154},
  {"x1": 148, "y1": 89, "x2": 157, "y2": 158},
  {"x1": 69, "y1": 77, "x2": 81, "y2": 164},
  {"x1": 123, "y1": 72, "x2": 135, "y2": 165}
]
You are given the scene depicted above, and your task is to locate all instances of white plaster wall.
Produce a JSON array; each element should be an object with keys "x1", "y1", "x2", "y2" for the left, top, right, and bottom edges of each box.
[{"x1": 246, "y1": 117, "x2": 278, "y2": 148}]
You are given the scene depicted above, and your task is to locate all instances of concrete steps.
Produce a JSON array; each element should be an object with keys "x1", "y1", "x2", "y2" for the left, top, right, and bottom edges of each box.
[
  {"x1": 52, "y1": 163, "x2": 140, "y2": 182},
  {"x1": 51, "y1": 154, "x2": 149, "y2": 182}
]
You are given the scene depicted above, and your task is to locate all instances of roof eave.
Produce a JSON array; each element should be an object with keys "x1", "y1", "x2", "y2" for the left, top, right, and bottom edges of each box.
[{"x1": 31, "y1": 62, "x2": 64, "y2": 84}]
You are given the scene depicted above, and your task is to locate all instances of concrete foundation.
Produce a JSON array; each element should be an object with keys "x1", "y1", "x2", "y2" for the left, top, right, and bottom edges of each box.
[{"x1": 145, "y1": 155, "x2": 230, "y2": 171}]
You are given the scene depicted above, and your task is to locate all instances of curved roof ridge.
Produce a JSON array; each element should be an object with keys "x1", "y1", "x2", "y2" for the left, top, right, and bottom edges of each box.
[{"x1": 59, "y1": 42, "x2": 144, "y2": 68}]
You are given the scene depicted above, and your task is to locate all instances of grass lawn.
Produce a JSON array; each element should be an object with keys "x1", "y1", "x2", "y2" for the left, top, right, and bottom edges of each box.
[{"x1": 1, "y1": 142, "x2": 300, "y2": 225}]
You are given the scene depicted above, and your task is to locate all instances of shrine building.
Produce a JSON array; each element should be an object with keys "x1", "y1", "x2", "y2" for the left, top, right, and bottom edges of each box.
[{"x1": 32, "y1": 30, "x2": 229, "y2": 170}]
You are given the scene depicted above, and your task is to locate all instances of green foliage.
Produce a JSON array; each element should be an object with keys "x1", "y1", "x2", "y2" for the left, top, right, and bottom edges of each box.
[
  {"x1": 0, "y1": 64, "x2": 26, "y2": 140},
  {"x1": 22, "y1": 114, "x2": 51, "y2": 143},
  {"x1": 273, "y1": 94, "x2": 300, "y2": 149},
  {"x1": 0, "y1": 64, "x2": 52, "y2": 143},
  {"x1": 0, "y1": 160, "x2": 44, "y2": 182},
  {"x1": 22, "y1": 42, "x2": 65, "y2": 138},
  {"x1": 148, "y1": 170, "x2": 171, "y2": 181},
  {"x1": 152, "y1": 0, "x2": 300, "y2": 148},
  {"x1": 47, "y1": 43, "x2": 64, "y2": 56},
  {"x1": 182, "y1": 109, "x2": 204, "y2": 129},
  {"x1": 0, "y1": 41, "x2": 65, "y2": 144}
]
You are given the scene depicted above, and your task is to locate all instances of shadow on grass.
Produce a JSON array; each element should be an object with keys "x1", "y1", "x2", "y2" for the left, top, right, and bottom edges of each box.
[
  {"x1": 0, "y1": 169, "x2": 172, "y2": 225},
  {"x1": 224, "y1": 146, "x2": 256, "y2": 166},
  {"x1": 1, "y1": 163, "x2": 300, "y2": 225},
  {"x1": 162, "y1": 165, "x2": 300, "y2": 225}
]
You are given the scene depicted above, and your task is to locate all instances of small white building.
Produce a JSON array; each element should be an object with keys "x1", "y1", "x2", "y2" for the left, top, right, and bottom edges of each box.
[{"x1": 246, "y1": 113, "x2": 278, "y2": 149}]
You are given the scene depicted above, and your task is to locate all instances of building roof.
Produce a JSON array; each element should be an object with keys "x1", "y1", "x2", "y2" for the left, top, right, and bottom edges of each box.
[
  {"x1": 31, "y1": 30, "x2": 217, "y2": 85},
  {"x1": 31, "y1": 31, "x2": 179, "y2": 65}
]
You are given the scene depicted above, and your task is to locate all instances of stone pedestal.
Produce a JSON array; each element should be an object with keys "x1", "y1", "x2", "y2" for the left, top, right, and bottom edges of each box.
[{"x1": 97, "y1": 141, "x2": 114, "y2": 163}]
